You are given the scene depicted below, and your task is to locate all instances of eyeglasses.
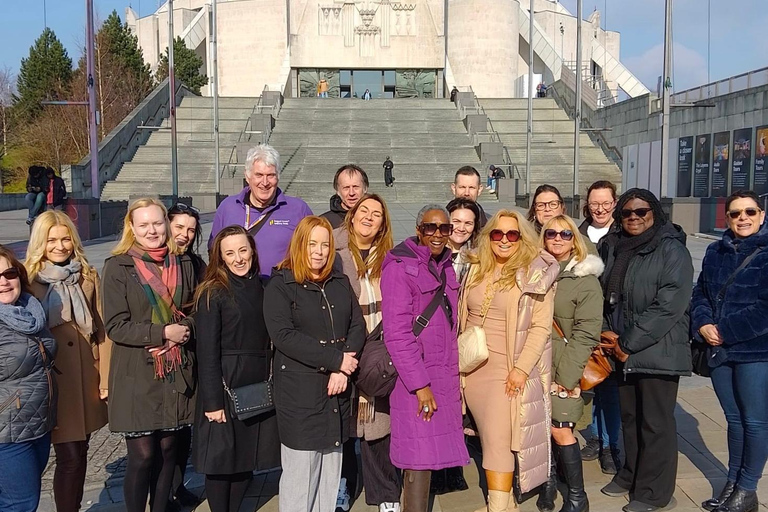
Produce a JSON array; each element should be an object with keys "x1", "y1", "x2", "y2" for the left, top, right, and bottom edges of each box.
[
  {"x1": 0, "y1": 267, "x2": 20, "y2": 281},
  {"x1": 588, "y1": 201, "x2": 615, "y2": 211},
  {"x1": 620, "y1": 208, "x2": 653, "y2": 219},
  {"x1": 419, "y1": 223, "x2": 453, "y2": 236},
  {"x1": 727, "y1": 207, "x2": 762, "y2": 219},
  {"x1": 489, "y1": 229, "x2": 521, "y2": 242},
  {"x1": 170, "y1": 203, "x2": 200, "y2": 216},
  {"x1": 544, "y1": 229, "x2": 574, "y2": 241},
  {"x1": 534, "y1": 200, "x2": 562, "y2": 211}
]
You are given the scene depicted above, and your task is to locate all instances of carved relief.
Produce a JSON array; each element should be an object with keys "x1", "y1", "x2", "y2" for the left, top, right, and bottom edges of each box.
[
  {"x1": 318, "y1": 5, "x2": 343, "y2": 35},
  {"x1": 391, "y1": 3, "x2": 416, "y2": 37}
]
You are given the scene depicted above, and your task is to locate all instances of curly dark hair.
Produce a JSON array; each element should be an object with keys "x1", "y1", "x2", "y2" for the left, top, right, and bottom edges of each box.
[{"x1": 613, "y1": 188, "x2": 667, "y2": 226}]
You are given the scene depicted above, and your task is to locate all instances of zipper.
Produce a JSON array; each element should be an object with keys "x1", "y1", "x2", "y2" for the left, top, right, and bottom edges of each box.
[
  {"x1": 0, "y1": 391, "x2": 21, "y2": 414},
  {"x1": 311, "y1": 280, "x2": 338, "y2": 342}
]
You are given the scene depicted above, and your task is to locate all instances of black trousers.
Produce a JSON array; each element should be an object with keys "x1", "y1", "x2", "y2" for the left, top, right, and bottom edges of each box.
[
  {"x1": 361, "y1": 435, "x2": 401, "y2": 505},
  {"x1": 614, "y1": 374, "x2": 679, "y2": 507}
]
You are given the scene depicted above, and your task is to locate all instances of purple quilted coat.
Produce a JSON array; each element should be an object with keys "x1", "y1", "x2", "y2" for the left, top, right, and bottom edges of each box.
[{"x1": 381, "y1": 237, "x2": 470, "y2": 470}]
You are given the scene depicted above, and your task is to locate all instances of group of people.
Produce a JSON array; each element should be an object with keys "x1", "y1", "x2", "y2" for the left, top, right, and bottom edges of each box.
[
  {"x1": 1, "y1": 142, "x2": 767, "y2": 512},
  {"x1": 24, "y1": 165, "x2": 67, "y2": 225}
]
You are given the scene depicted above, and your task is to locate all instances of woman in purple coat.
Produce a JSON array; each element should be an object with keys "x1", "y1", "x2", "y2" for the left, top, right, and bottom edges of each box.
[{"x1": 381, "y1": 204, "x2": 470, "y2": 512}]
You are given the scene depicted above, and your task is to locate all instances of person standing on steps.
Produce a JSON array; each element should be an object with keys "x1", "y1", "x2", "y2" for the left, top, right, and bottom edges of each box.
[
  {"x1": 321, "y1": 164, "x2": 369, "y2": 229},
  {"x1": 451, "y1": 166, "x2": 488, "y2": 228},
  {"x1": 209, "y1": 144, "x2": 313, "y2": 279},
  {"x1": 383, "y1": 157, "x2": 395, "y2": 187}
]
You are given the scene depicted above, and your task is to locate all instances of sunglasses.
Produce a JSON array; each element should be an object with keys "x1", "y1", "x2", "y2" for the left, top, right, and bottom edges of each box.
[
  {"x1": 727, "y1": 207, "x2": 762, "y2": 219},
  {"x1": 0, "y1": 267, "x2": 20, "y2": 281},
  {"x1": 489, "y1": 229, "x2": 521, "y2": 242},
  {"x1": 620, "y1": 208, "x2": 652, "y2": 219},
  {"x1": 170, "y1": 203, "x2": 200, "y2": 216},
  {"x1": 419, "y1": 223, "x2": 453, "y2": 236},
  {"x1": 544, "y1": 229, "x2": 574, "y2": 241}
]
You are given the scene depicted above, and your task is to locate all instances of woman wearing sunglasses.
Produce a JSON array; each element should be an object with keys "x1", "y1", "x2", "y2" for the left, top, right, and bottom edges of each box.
[
  {"x1": 0, "y1": 245, "x2": 57, "y2": 512},
  {"x1": 598, "y1": 188, "x2": 692, "y2": 512},
  {"x1": 24, "y1": 211, "x2": 108, "y2": 512},
  {"x1": 381, "y1": 205, "x2": 469, "y2": 512},
  {"x1": 460, "y1": 210, "x2": 559, "y2": 512},
  {"x1": 538, "y1": 215, "x2": 604, "y2": 512},
  {"x1": 692, "y1": 190, "x2": 768, "y2": 512}
]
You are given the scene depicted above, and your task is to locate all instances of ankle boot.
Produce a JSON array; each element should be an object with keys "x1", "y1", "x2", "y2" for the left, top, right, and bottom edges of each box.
[
  {"x1": 474, "y1": 490, "x2": 512, "y2": 512},
  {"x1": 402, "y1": 470, "x2": 431, "y2": 512},
  {"x1": 703, "y1": 480, "x2": 735, "y2": 511},
  {"x1": 558, "y1": 442, "x2": 589, "y2": 512},
  {"x1": 714, "y1": 486, "x2": 758, "y2": 512},
  {"x1": 536, "y1": 446, "x2": 558, "y2": 512}
]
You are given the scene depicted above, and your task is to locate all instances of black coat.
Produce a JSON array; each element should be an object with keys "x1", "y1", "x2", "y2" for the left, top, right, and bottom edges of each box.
[
  {"x1": 46, "y1": 176, "x2": 67, "y2": 207},
  {"x1": 264, "y1": 267, "x2": 366, "y2": 451},
  {"x1": 101, "y1": 253, "x2": 197, "y2": 433},
  {"x1": 320, "y1": 195, "x2": 348, "y2": 229},
  {"x1": 599, "y1": 222, "x2": 693, "y2": 376},
  {"x1": 192, "y1": 272, "x2": 280, "y2": 474}
]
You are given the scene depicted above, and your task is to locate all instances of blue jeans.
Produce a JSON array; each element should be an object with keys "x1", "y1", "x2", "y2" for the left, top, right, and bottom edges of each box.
[
  {"x1": 0, "y1": 432, "x2": 52, "y2": 511},
  {"x1": 711, "y1": 361, "x2": 768, "y2": 490},
  {"x1": 25, "y1": 192, "x2": 45, "y2": 220},
  {"x1": 589, "y1": 376, "x2": 622, "y2": 449}
]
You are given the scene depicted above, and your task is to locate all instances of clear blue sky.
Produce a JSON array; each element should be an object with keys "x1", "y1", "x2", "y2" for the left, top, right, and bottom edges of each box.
[{"x1": 1, "y1": 0, "x2": 766, "y2": 94}]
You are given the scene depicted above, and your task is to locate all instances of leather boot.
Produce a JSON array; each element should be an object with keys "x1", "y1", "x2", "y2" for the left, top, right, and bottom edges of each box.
[
  {"x1": 703, "y1": 481, "x2": 736, "y2": 511},
  {"x1": 402, "y1": 470, "x2": 431, "y2": 512},
  {"x1": 474, "y1": 490, "x2": 511, "y2": 512},
  {"x1": 558, "y1": 442, "x2": 589, "y2": 512},
  {"x1": 536, "y1": 446, "x2": 558, "y2": 512},
  {"x1": 714, "y1": 486, "x2": 758, "y2": 512}
]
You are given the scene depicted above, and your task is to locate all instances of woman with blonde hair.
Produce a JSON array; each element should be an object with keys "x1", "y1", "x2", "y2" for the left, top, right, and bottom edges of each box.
[
  {"x1": 537, "y1": 215, "x2": 603, "y2": 512},
  {"x1": 461, "y1": 209, "x2": 559, "y2": 512},
  {"x1": 264, "y1": 216, "x2": 365, "y2": 512},
  {"x1": 25, "y1": 211, "x2": 109, "y2": 512},
  {"x1": 102, "y1": 198, "x2": 197, "y2": 512}
]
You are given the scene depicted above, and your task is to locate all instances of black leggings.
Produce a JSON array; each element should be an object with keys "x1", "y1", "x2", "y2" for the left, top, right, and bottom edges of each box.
[
  {"x1": 205, "y1": 472, "x2": 252, "y2": 512},
  {"x1": 173, "y1": 426, "x2": 192, "y2": 495},
  {"x1": 124, "y1": 431, "x2": 178, "y2": 512}
]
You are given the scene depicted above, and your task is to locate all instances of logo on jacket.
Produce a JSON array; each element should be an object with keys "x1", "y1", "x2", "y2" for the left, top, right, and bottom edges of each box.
[{"x1": 270, "y1": 219, "x2": 290, "y2": 226}]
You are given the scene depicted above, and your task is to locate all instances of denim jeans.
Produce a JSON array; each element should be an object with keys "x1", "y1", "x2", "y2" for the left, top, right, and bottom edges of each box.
[
  {"x1": 25, "y1": 192, "x2": 45, "y2": 219},
  {"x1": 711, "y1": 361, "x2": 768, "y2": 490},
  {"x1": 0, "y1": 432, "x2": 52, "y2": 512},
  {"x1": 589, "y1": 375, "x2": 622, "y2": 449}
]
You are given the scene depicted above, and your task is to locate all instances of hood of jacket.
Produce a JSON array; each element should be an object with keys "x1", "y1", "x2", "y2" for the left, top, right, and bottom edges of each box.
[
  {"x1": 384, "y1": 236, "x2": 453, "y2": 272},
  {"x1": 560, "y1": 254, "x2": 605, "y2": 280},
  {"x1": 515, "y1": 249, "x2": 560, "y2": 295},
  {"x1": 328, "y1": 194, "x2": 347, "y2": 216}
]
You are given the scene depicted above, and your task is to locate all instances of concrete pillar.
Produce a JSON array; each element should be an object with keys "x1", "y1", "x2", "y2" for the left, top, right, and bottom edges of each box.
[
  {"x1": 343, "y1": 2, "x2": 355, "y2": 47},
  {"x1": 380, "y1": 0, "x2": 391, "y2": 47}
]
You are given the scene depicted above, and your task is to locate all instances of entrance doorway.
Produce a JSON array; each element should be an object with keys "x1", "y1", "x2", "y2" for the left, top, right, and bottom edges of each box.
[{"x1": 339, "y1": 70, "x2": 396, "y2": 98}]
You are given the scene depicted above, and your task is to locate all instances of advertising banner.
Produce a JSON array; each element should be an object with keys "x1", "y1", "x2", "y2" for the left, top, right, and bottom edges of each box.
[
  {"x1": 756, "y1": 126, "x2": 768, "y2": 195},
  {"x1": 676, "y1": 136, "x2": 693, "y2": 197},
  {"x1": 711, "y1": 131, "x2": 730, "y2": 197},
  {"x1": 693, "y1": 134, "x2": 711, "y2": 197},
  {"x1": 731, "y1": 128, "x2": 752, "y2": 191}
]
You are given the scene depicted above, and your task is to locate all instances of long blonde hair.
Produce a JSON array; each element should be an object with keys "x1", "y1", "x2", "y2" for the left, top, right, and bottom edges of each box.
[
  {"x1": 466, "y1": 209, "x2": 540, "y2": 291},
  {"x1": 539, "y1": 215, "x2": 589, "y2": 264},
  {"x1": 25, "y1": 210, "x2": 94, "y2": 280},
  {"x1": 111, "y1": 198, "x2": 179, "y2": 256}
]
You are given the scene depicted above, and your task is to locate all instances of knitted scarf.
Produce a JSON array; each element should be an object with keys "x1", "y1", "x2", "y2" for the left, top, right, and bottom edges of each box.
[
  {"x1": 0, "y1": 292, "x2": 47, "y2": 335},
  {"x1": 127, "y1": 245, "x2": 185, "y2": 379},
  {"x1": 35, "y1": 261, "x2": 94, "y2": 339},
  {"x1": 605, "y1": 223, "x2": 661, "y2": 298},
  {"x1": 357, "y1": 256, "x2": 384, "y2": 425}
]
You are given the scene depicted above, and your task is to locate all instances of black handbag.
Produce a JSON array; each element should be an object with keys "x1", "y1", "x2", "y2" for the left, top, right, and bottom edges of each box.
[
  {"x1": 356, "y1": 324, "x2": 397, "y2": 398},
  {"x1": 222, "y1": 346, "x2": 275, "y2": 421}
]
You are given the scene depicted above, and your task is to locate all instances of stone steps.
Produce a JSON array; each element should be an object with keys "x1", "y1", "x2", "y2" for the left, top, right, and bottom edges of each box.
[
  {"x1": 269, "y1": 133, "x2": 474, "y2": 147},
  {"x1": 271, "y1": 121, "x2": 469, "y2": 134}
]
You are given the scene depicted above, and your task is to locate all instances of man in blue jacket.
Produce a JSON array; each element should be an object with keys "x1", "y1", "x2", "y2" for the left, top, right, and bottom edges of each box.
[{"x1": 209, "y1": 144, "x2": 313, "y2": 278}]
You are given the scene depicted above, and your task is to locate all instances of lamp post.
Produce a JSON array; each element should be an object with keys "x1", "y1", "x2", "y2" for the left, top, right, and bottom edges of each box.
[
  {"x1": 168, "y1": 0, "x2": 179, "y2": 199},
  {"x1": 573, "y1": 0, "x2": 582, "y2": 210},
  {"x1": 212, "y1": 0, "x2": 220, "y2": 195},
  {"x1": 659, "y1": 0, "x2": 673, "y2": 197},
  {"x1": 526, "y1": 0, "x2": 534, "y2": 200}
]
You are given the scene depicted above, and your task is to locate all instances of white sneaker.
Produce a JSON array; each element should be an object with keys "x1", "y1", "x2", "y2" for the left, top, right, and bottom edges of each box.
[
  {"x1": 379, "y1": 503, "x2": 401, "y2": 512},
  {"x1": 335, "y1": 478, "x2": 351, "y2": 512}
]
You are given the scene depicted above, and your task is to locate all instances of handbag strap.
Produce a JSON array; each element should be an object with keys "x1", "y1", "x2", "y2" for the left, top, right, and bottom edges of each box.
[
  {"x1": 245, "y1": 205, "x2": 277, "y2": 237},
  {"x1": 552, "y1": 319, "x2": 566, "y2": 342},
  {"x1": 412, "y1": 266, "x2": 449, "y2": 337},
  {"x1": 717, "y1": 247, "x2": 764, "y2": 301},
  {"x1": 222, "y1": 342, "x2": 274, "y2": 397}
]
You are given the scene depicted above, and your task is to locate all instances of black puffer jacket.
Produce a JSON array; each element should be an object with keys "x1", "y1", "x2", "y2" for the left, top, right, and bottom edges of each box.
[
  {"x1": 599, "y1": 222, "x2": 693, "y2": 376},
  {"x1": 0, "y1": 317, "x2": 58, "y2": 443},
  {"x1": 264, "y1": 267, "x2": 365, "y2": 451},
  {"x1": 320, "y1": 195, "x2": 348, "y2": 229}
]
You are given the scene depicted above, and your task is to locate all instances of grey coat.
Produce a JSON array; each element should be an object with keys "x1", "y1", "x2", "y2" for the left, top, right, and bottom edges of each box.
[{"x1": 0, "y1": 321, "x2": 58, "y2": 443}]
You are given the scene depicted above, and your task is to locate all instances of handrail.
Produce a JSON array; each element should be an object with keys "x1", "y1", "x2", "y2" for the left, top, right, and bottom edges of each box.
[
  {"x1": 671, "y1": 66, "x2": 768, "y2": 104},
  {"x1": 223, "y1": 91, "x2": 266, "y2": 179}
]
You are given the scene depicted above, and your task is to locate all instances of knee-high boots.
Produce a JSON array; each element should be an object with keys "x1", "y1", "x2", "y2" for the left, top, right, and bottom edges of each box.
[{"x1": 558, "y1": 442, "x2": 588, "y2": 512}]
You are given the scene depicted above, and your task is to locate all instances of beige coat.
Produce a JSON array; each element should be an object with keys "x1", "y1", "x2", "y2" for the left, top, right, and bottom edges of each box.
[
  {"x1": 30, "y1": 271, "x2": 110, "y2": 444},
  {"x1": 460, "y1": 250, "x2": 558, "y2": 493}
]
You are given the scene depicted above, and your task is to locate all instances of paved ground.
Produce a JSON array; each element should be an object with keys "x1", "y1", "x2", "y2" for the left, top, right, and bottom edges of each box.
[{"x1": 1, "y1": 202, "x2": 753, "y2": 511}]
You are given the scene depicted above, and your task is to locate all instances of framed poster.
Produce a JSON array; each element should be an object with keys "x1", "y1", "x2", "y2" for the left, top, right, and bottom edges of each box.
[
  {"x1": 676, "y1": 136, "x2": 693, "y2": 197},
  {"x1": 731, "y1": 128, "x2": 752, "y2": 191},
  {"x1": 693, "y1": 134, "x2": 711, "y2": 197},
  {"x1": 711, "y1": 131, "x2": 730, "y2": 197},
  {"x1": 755, "y1": 126, "x2": 768, "y2": 195}
]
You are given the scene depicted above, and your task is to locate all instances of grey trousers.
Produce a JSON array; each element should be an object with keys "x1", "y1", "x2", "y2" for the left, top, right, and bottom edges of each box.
[{"x1": 279, "y1": 444, "x2": 343, "y2": 512}]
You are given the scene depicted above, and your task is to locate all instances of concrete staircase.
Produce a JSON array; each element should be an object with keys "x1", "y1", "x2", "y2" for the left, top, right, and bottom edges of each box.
[
  {"x1": 479, "y1": 98, "x2": 622, "y2": 196},
  {"x1": 270, "y1": 98, "x2": 482, "y2": 203},
  {"x1": 100, "y1": 96, "x2": 260, "y2": 200}
]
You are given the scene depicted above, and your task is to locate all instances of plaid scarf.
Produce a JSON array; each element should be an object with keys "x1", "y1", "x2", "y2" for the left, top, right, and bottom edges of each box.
[
  {"x1": 357, "y1": 263, "x2": 384, "y2": 425},
  {"x1": 128, "y1": 245, "x2": 185, "y2": 379}
]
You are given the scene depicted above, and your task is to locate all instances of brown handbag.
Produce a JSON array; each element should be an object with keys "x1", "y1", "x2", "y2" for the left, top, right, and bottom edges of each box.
[{"x1": 579, "y1": 331, "x2": 618, "y2": 391}]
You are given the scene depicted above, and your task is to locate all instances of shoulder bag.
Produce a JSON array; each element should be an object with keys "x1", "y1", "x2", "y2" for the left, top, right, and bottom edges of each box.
[
  {"x1": 579, "y1": 331, "x2": 617, "y2": 391},
  {"x1": 222, "y1": 347, "x2": 274, "y2": 421},
  {"x1": 458, "y1": 279, "x2": 495, "y2": 374}
]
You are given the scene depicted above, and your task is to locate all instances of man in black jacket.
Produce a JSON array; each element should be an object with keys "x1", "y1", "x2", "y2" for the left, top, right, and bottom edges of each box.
[
  {"x1": 320, "y1": 165, "x2": 369, "y2": 229},
  {"x1": 383, "y1": 157, "x2": 394, "y2": 187},
  {"x1": 450, "y1": 166, "x2": 488, "y2": 227},
  {"x1": 24, "y1": 166, "x2": 47, "y2": 225}
]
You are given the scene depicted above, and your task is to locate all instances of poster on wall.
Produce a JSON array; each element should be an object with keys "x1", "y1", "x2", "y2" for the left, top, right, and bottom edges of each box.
[
  {"x1": 676, "y1": 136, "x2": 693, "y2": 197},
  {"x1": 693, "y1": 134, "x2": 711, "y2": 197},
  {"x1": 731, "y1": 128, "x2": 753, "y2": 191},
  {"x1": 755, "y1": 126, "x2": 768, "y2": 195},
  {"x1": 711, "y1": 131, "x2": 730, "y2": 197}
]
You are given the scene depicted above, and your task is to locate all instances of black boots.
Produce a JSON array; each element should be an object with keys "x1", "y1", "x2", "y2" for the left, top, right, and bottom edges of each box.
[
  {"x1": 714, "y1": 486, "x2": 758, "y2": 512},
  {"x1": 558, "y1": 442, "x2": 589, "y2": 512},
  {"x1": 703, "y1": 481, "x2": 736, "y2": 511},
  {"x1": 536, "y1": 448, "x2": 558, "y2": 512}
]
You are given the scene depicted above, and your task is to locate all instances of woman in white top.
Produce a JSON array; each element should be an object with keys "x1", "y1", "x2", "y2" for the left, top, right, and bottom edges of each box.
[{"x1": 578, "y1": 181, "x2": 617, "y2": 247}]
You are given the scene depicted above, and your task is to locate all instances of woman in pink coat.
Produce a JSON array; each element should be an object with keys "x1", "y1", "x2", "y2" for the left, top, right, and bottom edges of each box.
[{"x1": 381, "y1": 205, "x2": 470, "y2": 512}]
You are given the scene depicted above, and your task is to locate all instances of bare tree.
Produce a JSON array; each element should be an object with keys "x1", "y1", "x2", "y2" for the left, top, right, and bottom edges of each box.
[{"x1": 0, "y1": 66, "x2": 15, "y2": 159}]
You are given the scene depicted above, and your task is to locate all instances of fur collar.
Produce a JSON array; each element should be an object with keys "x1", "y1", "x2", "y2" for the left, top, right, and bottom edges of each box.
[{"x1": 565, "y1": 254, "x2": 605, "y2": 278}]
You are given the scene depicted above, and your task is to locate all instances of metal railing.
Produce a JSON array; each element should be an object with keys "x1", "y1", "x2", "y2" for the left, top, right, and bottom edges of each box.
[
  {"x1": 671, "y1": 67, "x2": 768, "y2": 104},
  {"x1": 222, "y1": 86, "x2": 272, "y2": 179}
]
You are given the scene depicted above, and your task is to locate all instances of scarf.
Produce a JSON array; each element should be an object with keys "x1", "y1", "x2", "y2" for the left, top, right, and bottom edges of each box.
[
  {"x1": 127, "y1": 245, "x2": 185, "y2": 379},
  {"x1": 35, "y1": 261, "x2": 94, "y2": 338},
  {"x1": 605, "y1": 223, "x2": 661, "y2": 298},
  {"x1": 357, "y1": 257, "x2": 384, "y2": 425},
  {"x1": 0, "y1": 292, "x2": 47, "y2": 335}
]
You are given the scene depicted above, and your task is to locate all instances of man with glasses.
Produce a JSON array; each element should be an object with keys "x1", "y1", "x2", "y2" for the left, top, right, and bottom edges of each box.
[
  {"x1": 450, "y1": 166, "x2": 488, "y2": 228},
  {"x1": 321, "y1": 165, "x2": 369, "y2": 229},
  {"x1": 209, "y1": 144, "x2": 313, "y2": 279}
]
